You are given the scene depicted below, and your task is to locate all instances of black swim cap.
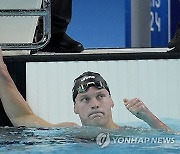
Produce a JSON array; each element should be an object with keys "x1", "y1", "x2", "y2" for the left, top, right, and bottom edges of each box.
[{"x1": 72, "y1": 71, "x2": 111, "y2": 102}]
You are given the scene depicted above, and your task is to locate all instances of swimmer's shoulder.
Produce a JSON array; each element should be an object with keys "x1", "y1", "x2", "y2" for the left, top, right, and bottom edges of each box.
[{"x1": 53, "y1": 122, "x2": 80, "y2": 128}]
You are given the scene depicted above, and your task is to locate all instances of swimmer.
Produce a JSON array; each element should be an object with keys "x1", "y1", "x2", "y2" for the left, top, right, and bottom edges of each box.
[{"x1": 0, "y1": 48, "x2": 172, "y2": 132}]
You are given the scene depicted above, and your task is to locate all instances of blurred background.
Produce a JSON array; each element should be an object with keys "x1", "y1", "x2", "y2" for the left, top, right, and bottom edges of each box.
[{"x1": 67, "y1": 0, "x2": 180, "y2": 49}]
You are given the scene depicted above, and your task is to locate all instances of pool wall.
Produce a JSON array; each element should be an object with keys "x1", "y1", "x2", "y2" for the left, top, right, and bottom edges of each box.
[{"x1": 26, "y1": 54, "x2": 180, "y2": 125}]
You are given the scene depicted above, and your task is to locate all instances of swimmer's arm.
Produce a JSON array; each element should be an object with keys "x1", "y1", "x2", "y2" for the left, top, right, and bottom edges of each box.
[
  {"x1": 12, "y1": 114, "x2": 79, "y2": 128},
  {"x1": 123, "y1": 98, "x2": 172, "y2": 132},
  {"x1": 0, "y1": 48, "x2": 78, "y2": 128},
  {"x1": 0, "y1": 48, "x2": 34, "y2": 126}
]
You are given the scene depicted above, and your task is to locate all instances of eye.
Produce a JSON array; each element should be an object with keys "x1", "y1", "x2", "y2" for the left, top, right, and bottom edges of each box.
[
  {"x1": 96, "y1": 94, "x2": 105, "y2": 100},
  {"x1": 81, "y1": 97, "x2": 90, "y2": 103}
]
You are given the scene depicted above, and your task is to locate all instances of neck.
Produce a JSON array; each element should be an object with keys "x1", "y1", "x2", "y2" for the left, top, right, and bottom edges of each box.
[{"x1": 104, "y1": 121, "x2": 120, "y2": 129}]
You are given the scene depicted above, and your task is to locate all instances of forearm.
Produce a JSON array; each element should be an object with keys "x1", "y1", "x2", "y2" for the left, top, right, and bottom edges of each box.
[
  {"x1": 142, "y1": 111, "x2": 171, "y2": 132},
  {"x1": 0, "y1": 50, "x2": 64, "y2": 128},
  {"x1": 0, "y1": 62, "x2": 33, "y2": 121},
  {"x1": 124, "y1": 98, "x2": 172, "y2": 132}
]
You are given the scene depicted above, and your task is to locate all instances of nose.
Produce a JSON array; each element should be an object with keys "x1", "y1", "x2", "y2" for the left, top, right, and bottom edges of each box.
[{"x1": 91, "y1": 98, "x2": 99, "y2": 109}]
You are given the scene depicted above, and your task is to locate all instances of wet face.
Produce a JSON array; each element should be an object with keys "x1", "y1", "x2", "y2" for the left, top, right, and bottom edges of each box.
[{"x1": 74, "y1": 87, "x2": 114, "y2": 128}]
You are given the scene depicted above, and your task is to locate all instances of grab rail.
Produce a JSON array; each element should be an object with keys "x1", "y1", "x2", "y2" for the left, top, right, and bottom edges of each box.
[{"x1": 0, "y1": 0, "x2": 51, "y2": 51}]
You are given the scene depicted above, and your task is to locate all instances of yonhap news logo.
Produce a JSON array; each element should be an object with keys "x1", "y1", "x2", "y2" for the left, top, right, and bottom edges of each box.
[
  {"x1": 96, "y1": 133, "x2": 110, "y2": 148},
  {"x1": 96, "y1": 133, "x2": 175, "y2": 148}
]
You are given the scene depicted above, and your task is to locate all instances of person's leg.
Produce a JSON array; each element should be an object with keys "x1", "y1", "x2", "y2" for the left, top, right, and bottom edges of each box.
[
  {"x1": 51, "y1": 0, "x2": 72, "y2": 37},
  {"x1": 33, "y1": 0, "x2": 84, "y2": 53},
  {"x1": 168, "y1": 22, "x2": 180, "y2": 52}
]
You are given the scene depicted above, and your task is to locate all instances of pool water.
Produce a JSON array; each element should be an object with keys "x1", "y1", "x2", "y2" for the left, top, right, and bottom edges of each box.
[{"x1": 0, "y1": 120, "x2": 180, "y2": 154}]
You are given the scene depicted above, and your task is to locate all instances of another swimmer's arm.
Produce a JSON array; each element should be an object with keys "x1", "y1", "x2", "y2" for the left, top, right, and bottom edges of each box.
[{"x1": 123, "y1": 98, "x2": 172, "y2": 132}]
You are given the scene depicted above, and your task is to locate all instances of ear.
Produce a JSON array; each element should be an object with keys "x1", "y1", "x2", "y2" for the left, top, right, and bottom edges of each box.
[
  {"x1": 110, "y1": 96, "x2": 114, "y2": 108},
  {"x1": 111, "y1": 101, "x2": 114, "y2": 108}
]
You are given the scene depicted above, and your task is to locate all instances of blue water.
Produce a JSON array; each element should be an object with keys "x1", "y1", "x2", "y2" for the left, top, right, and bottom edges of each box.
[{"x1": 0, "y1": 120, "x2": 180, "y2": 154}]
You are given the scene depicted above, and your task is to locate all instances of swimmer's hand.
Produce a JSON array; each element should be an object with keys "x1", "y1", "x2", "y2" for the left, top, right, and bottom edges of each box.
[
  {"x1": 123, "y1": 98, "x2": 151, "y2": 120},
  {"x1": 123, "y1": 98, "x2": 172, "y2": 132}
]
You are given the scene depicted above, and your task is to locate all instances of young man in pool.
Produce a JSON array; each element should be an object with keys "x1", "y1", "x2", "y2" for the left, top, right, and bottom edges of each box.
[{"x1": 0, "y1": 48, "x2": 171, "y2": 132}]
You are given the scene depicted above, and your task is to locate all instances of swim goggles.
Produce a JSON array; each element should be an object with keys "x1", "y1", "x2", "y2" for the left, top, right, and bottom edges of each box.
[{"x1": 76, "y1": 81, "x2": 105, "y2": 94}]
